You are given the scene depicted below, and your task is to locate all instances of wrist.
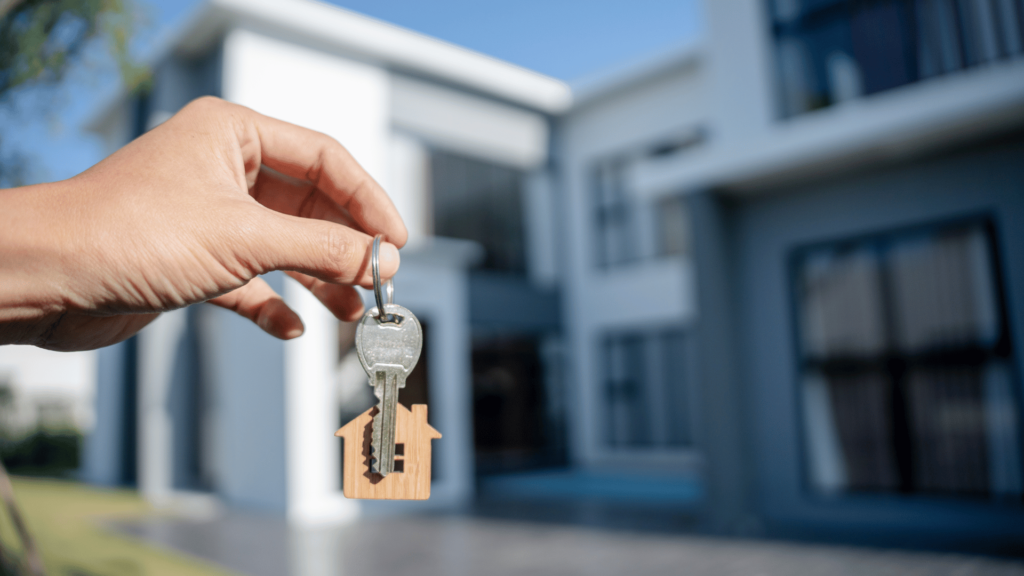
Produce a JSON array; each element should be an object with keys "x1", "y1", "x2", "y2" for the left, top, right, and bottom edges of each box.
[{"x1": 0, "y1": 181, "x2": 75, "y2": 346}]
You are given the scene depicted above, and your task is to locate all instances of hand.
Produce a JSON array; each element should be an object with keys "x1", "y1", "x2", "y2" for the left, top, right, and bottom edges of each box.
[{"x1": 0, "y1": 96, "x2": 407, "y2": 351}]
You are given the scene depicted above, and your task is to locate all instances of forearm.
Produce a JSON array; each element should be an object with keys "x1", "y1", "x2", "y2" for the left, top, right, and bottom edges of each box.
[{"x1": 0, "y1": 181, "x2": 72, "y2": 346}]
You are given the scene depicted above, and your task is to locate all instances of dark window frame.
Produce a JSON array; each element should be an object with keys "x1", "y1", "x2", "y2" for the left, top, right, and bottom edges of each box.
[
  {"x1": 588, "y1": 127, "x2": 707, "y2": 269},
  {"x1": 788, "y1": 213, "x2": 1023, "y2": 501},
  {"x1": 767, "y1": 0, "x2": 1024, "y2": 117},
  {"x1": 599, "y1": 326, "x2": 695, "y2": 450},
  {"x1": 591, "y1": 158, "x2": 639, "y2": 269}
]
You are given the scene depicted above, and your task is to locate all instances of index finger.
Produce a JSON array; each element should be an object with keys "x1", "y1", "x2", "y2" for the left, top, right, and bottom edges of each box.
[{"x1": 239, "y1": 106, "x2": 408, "y2": 248}]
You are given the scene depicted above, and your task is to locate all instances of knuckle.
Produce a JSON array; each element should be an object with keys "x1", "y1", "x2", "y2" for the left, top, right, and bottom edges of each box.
[
  {"x1": 327, "y1": 136, "x2": 349, "y2": 156},
  {"x1": 348, "y1": 176, "x2": 373, "y2": 202},
  {"x1": 322, "y1": 225, "x2": 353, "y2": 278},
  {"x1": 186, "y1": 95, "x2": 224, "y2": 114},
  {"x1": 308, "y1": 136, "x2": 345, "y2": 183}
]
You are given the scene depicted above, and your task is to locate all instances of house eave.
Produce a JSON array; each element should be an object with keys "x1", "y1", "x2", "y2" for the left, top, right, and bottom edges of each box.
[
  {"x1": 569, "y1": 39, "x2": 704, "y2": 109},
  {"x1": 87, "y1": 0, "x2": 572, "y2": 136}
]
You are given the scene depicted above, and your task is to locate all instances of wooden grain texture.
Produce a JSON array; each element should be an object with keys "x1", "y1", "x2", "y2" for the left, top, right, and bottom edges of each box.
[{"x1": 335, "y1": 404, "x2": 441, "y2": 500}]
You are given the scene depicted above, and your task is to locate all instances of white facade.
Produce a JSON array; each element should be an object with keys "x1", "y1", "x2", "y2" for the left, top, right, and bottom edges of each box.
[{"x1": 558, "y1": 49, "x2": 706, "y2": 472}]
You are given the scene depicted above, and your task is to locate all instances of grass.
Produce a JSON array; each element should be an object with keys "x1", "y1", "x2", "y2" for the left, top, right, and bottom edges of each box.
[{"x1": 0, "y1": 476, "x2": 238, "y2": 576}]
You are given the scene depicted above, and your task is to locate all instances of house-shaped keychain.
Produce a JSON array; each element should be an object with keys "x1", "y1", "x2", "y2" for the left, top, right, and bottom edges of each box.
[{"x1": 335, "y1": 403, "x2": 441, "y2": 500}]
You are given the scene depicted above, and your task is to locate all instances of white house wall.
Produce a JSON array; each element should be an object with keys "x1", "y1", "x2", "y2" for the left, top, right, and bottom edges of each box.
[
  {"x1": 559, "y1": 62, "x2": 706, "y2": 469},
  {"x1": 386, "y1": 133, "x2": 432, "y2": 246},
  {"x1": 284, "y1": 276, "x2": 353, "y2": 524},
  {"x1": 222, "y1": 26, "x2": 390, "y2": 524},
  {"x1": 390, "y1": 75, "x2": 550, "y2": 170},
  {"x1": 566, "y1": 60, "x2": 708, "y2": 161},
  {"x1": 222, "y1": 27, "x2": 390, "y2": 181}
]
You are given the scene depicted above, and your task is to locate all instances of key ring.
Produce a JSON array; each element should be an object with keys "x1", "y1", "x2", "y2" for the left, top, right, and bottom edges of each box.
[{"x1": 371, "y1": 234, "x2": 394, "y2": 321}]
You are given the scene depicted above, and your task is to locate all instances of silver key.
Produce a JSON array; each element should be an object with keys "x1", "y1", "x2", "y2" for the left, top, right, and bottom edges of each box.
[{"x1": 355, "y1": 303, "x2": 422, "y2": 476}]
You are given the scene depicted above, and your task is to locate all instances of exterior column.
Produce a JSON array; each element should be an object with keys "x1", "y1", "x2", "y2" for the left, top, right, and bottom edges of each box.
[
  {"x1": 136, "y1": 310, "x2": 189, "y2": 505},
  {"x1": 688, "y1": 190, "x2": 757, "y2": 534}
]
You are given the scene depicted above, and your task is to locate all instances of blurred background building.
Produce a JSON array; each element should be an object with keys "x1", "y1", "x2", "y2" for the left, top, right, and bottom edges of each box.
[
  {"x1": 0, "y1": 346, "x2": 95, "y2": 436},
  {"x1": 27, "y1": 0, "x2": 1024, "y2": 555}
]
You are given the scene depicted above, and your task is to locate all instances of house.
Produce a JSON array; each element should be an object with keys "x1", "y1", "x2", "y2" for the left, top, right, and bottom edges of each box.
[
  {"x1": 82, "y1": 0, "x2": 1024, "y2": 553},
  {"x1": 335, "y1": 404, "x2": 440, "y2": 500},
  {"x1": 550, "y1": 0, "x2": 1024, "y2": 552}
]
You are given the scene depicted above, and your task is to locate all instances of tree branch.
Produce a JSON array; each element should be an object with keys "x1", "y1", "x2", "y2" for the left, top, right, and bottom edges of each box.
[
  {"x1": 0, "y1": 0, "x2": 25, "y2": 20},
  {"x1": 0, "y1": 460, "x2": 45, "y2": 576}
]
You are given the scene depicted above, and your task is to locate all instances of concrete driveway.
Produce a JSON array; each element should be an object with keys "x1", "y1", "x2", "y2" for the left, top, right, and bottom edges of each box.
[{"x1": 113, "y1": 512, "x2": 1024, "y2": 576}]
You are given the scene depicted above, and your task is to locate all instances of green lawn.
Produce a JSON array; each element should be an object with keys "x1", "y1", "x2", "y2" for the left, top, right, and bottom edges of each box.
[{"x1": 0, "y1": 477, "x2": 238, "y2": 576}]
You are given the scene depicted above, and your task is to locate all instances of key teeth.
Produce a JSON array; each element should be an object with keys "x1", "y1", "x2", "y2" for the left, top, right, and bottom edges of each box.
[
  {"x1": 369, "y1": 444, "x2": 380, "y2": 475},
  {"x1": 369, "y1": 446, "x2": 386, "y2": 476},
  {"x1": 371, "y1": 399, "x2": 385, "y2": 476},
  {"x1": 368, "y1": 369, "x2": 401, "y2": 478}
]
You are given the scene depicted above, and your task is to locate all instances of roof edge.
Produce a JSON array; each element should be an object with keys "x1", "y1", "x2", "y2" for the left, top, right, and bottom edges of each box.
[
  {"x1": 88, "y1": 0, "x2": 572, "y2": 134},
  {"x1": 570, "y1": 38, "x2": 704, "y2": 108}
]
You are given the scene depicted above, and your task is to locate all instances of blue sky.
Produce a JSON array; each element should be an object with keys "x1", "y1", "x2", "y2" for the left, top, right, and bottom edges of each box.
[{"x1": 6, "y1": 0, "x2": 702, "y2": 185}]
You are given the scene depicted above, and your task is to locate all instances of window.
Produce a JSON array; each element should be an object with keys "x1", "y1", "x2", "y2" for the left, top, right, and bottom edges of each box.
[
  {"x1": 431, "y1": 150, "x2": 526, "y2": 273},
  {"x1": 592, "y1": 162, "x2": 694, "y2": 267},
  {"x1": 590, "y1": 129, "x2": 703, "y2": 268},
  {"x1": 472, "y1": 337, "x2": 566, "y2": 473},
  {"x1": 593, "y1": 158, "x2": 637, "y2": 267},
  {"x1": 794, "y1": 218, "x2": 1022, "y2": 498},
  {"x1": 656, "y1": 195, "x2": 693, "y2": 258},
  {"x1": 602, "y1": 328, "x2": 693, "y2": 449},
  {"x1": 769, "y1": 0, "x2": 1024, "y2": 116}
]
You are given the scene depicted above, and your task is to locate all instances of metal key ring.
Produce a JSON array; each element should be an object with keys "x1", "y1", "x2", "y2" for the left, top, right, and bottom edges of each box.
[{"x1": 371, "y1": 234, "x2": 394, "y2": 320}]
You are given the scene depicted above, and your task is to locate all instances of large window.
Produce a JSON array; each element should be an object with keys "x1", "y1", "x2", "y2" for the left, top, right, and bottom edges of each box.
[
  {"x1": 431, "y1": 150, "x2": 526, "y2": 273},
  {"x1": 602, "y1": 328, "x2": 693, "y2": 449},
  {"x1": 794, "y1": 218, "x2": 1022, "y2": 498},
  {"x1": 770, "y1": 0, "x2": 1024, "y2": 116}
]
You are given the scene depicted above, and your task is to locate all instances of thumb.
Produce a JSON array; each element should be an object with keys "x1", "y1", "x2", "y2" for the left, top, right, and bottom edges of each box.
[{"x1": 255, "y1": 212, "x2": 400, "y2": 287}]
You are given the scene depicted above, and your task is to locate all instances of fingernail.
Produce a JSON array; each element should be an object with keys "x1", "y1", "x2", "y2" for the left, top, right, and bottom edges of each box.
[
  {"x1": 285, "y1": 310, "x2": 305, "y2": 339},
  {"x1": 268, "y1": 303, "x2": 304, "y2": 339},
  {"x1": 379, "y1": 242, "x2": 400, "y2": 276}
]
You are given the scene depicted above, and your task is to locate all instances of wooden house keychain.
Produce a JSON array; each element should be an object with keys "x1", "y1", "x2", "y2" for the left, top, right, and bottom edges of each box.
[{"x1": 335, "y1": 234, "x2": 441, "y2": 500}]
